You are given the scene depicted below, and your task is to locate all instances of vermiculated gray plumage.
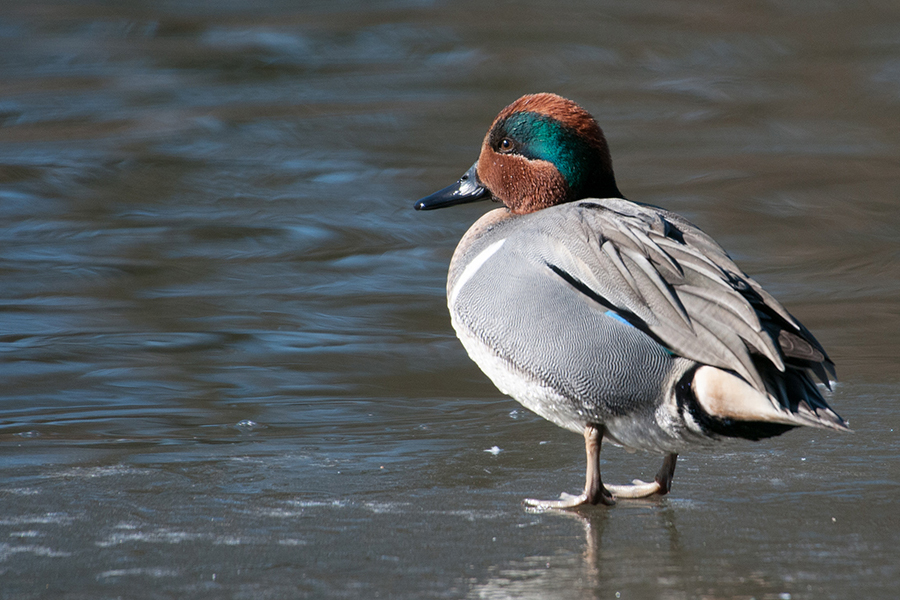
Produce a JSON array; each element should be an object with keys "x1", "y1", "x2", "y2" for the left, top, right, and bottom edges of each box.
[{"x1": 447, "y1": 198, "x2": 844, "y2": 454}]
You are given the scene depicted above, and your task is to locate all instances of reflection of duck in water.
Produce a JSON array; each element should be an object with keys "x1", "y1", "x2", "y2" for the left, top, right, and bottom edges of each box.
[{"x1": 416, "y1": 93, "x2": 848, "y2": 508}]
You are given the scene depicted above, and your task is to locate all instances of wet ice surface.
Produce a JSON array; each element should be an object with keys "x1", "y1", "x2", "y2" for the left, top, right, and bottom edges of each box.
[
  {"x1": 1, "y1": 0, "x2": 899, "y2": 598},
  {"x1": 3, "y1": 394, "x2": 897, "y2": 598}
]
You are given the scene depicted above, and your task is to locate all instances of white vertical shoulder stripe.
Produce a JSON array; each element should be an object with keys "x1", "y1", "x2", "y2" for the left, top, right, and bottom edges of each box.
[{"x1": 448, "y1": 238, "x2": 506, "y2": 308}]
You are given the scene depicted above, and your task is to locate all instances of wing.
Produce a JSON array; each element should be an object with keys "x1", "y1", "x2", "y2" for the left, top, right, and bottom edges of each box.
[{"x1": 539, "y1": 198, "x2": 835, "y2": 392}]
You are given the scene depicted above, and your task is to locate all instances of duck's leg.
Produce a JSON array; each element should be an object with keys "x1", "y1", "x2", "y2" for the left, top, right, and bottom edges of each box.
[
  {"x1": 605, "y1": 453, "x2": 678, "y2": 498},
  {"x1": 524, "y1": 423, "x2": 615, "y2": 509}
]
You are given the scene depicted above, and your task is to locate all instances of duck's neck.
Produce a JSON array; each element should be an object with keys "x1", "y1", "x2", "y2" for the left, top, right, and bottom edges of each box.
[{"x1": 579, "y1": 160, "x2": 622, "y2": 201}]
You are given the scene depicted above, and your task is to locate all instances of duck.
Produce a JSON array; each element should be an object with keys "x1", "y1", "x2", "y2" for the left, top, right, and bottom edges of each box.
[{"x1": 414, "y1": 93, "x2": 847, "y2": 508}]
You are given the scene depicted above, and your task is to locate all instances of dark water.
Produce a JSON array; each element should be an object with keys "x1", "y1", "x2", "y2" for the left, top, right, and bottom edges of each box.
[{"x1": 1, "y1": 0, "x2": 898, "y2": 598}]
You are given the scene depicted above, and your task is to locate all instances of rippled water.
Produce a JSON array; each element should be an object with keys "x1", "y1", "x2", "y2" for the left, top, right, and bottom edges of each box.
[{"x1": 1, "y1": 1, "x2": 898, "y2": 598}]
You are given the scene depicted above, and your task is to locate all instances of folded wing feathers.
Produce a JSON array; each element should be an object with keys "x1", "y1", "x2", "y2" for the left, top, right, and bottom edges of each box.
[
  {"x1": 690, "y1": 317, "x2": 766, "y2": 390},
  {"x1": 680, "y1": 284, "x2": 785, "y2": 370},
  {"x1": 778, "y1": 329, "x2": 824, "y2": 362},
  {"x1": 747, "y1": 278, "x2": 799, "y2": 328},
  {"x1": 600, "y1": 241, "x2": 643, "y2": 303},
  {"x1": 624, "y1": 225, "x2": 684, "y2": 280},
  {"x1": 619, "y1": 247, "x2": 693, "y2": 330},
  {"x1": 576, "y1": 201, "x2": 824, "y2": 391}
]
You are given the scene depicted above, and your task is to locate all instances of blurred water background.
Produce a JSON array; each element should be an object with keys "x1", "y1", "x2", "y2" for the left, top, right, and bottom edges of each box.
[{"x1": 1, "y1": 0, "x2": 898, "y2": 598}]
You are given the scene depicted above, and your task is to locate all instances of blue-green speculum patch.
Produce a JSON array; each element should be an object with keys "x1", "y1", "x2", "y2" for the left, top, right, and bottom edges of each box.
[{"x1": 492, "y1": 111, "x2": 609, "y2": 199}]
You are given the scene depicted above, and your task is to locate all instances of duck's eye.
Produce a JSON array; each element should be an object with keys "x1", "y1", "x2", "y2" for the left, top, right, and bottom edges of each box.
[{"x1": 498, "y1": 138, "x2": 515, "y2": 153}]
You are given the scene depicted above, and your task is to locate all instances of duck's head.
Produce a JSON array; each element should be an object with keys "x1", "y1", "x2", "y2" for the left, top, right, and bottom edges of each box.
[{"x1": 415, "y1": 93, "x2": 621, "y2": 215}]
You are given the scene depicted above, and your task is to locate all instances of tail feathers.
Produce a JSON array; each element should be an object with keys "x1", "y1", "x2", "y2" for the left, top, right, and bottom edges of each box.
[
  {"x1": 692, "y1": 365, "x2": 849, "y2": 433},
  {"x1": 776, "y1": 326, "x2": 837, "y2": 387},
  {"x1": 774, "y1": 362, "x2": 846, "y2": 430}
]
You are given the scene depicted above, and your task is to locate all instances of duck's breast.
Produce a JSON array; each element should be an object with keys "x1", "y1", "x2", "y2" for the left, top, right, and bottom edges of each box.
[{"x1": 447, "y1": 205, "x2": 685, "y2": 435}]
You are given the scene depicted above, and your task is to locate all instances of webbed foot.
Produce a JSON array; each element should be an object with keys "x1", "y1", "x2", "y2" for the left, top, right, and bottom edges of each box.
[
  {"x1": 522, "y1": 438, "x2": 678, "y2": 509},
  {"x1": 605, "y1": 453, "x2": 678, "y2": 499},
  {"x1": 524, "y1": 489, "x2": 615, "y2": 510},
  {"x1": 605, "y1": 479, "x2": 663, "y2": 498}
]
